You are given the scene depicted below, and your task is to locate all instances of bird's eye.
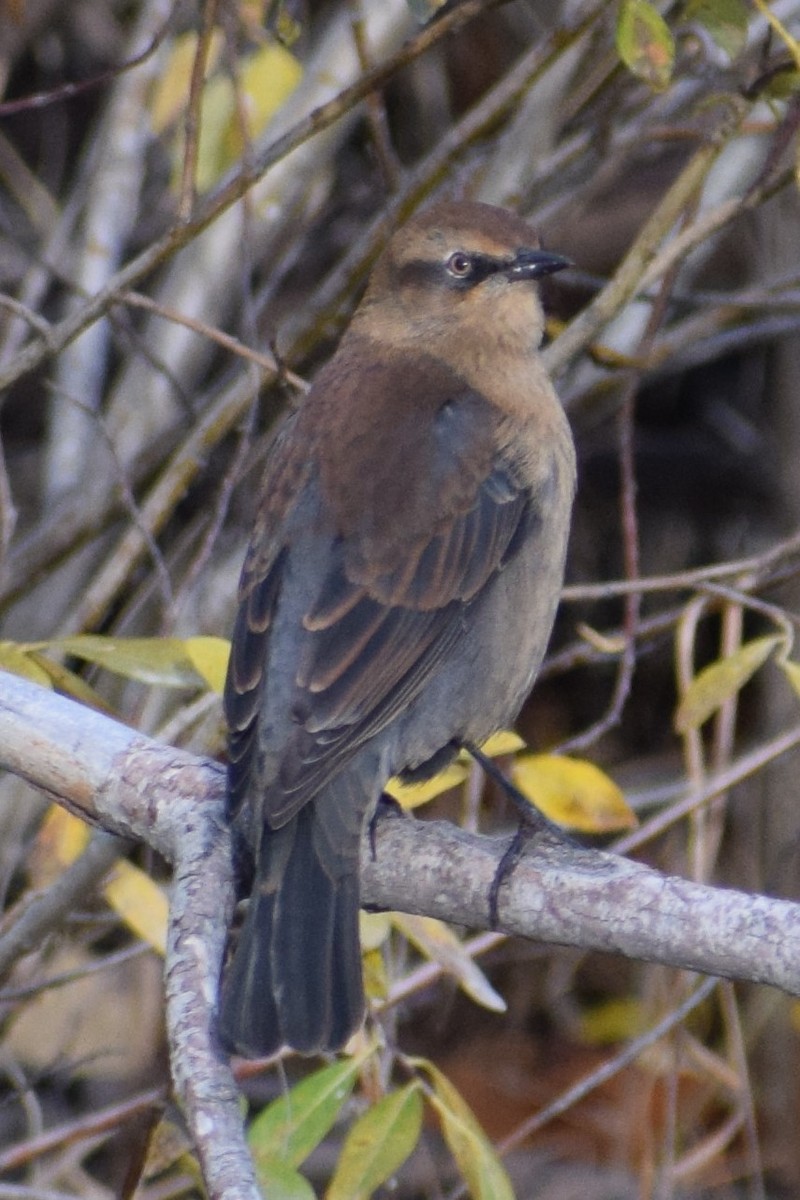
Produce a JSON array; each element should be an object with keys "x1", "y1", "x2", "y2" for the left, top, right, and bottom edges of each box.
[{"x1": 446, "y1": 251, "x2": 473, "y2": 278}]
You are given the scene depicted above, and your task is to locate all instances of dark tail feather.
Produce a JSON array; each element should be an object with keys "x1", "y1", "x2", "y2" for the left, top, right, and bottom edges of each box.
[{"x1": 218, "y1": 789, "x2": 366, "y2": 1057}]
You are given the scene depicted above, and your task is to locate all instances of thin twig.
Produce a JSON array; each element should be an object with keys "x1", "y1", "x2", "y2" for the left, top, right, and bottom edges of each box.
[
  {"x1": 119, "y1": 289, "x2": 308, "y2": 390},
  {"x1": 179, "y1": 0, "x2": 220, "y2": 220},
  {"x1": 0, "y1": 1086, "x2": 166, "y2": 1173},
  {"x1": 0, "y1": 832, "x2": 126, "y2": 980},
  {"x1": 0, "y1": 0, "x2": 512, "y2": 395}
]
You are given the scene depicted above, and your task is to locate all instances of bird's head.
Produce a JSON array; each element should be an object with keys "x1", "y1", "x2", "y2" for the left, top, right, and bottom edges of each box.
[{"x1": 353, "y1": 201, "x2": 570, "y2": 362}]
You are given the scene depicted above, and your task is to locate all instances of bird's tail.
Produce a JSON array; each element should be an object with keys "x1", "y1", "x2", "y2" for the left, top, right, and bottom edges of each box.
[{"x1": 218, "y1": 781, "x2": 367, "y2": 1057}]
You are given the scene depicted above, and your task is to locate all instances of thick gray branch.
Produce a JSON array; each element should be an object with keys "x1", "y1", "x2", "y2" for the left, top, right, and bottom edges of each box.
[
  {"x1": 0, "y1": 672, "x2": 251, "y2": 1200},
  {"x1": 363, "y1": 814, "x2": 800, "y2": 994},
  {"x1": 2, "y1": 669, "x2": 800, "y2": 1198}
]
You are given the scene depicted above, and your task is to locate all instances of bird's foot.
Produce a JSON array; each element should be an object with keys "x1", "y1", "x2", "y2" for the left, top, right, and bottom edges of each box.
[
  {"x1": 488, "y1": 809, "x2": 542, "y2": 928},
  {"x1": 461, "y1": 741, "x2": 576, "y2": 928},
  {"x1": 368, "y1": 791, "x2": 405, "y2": 860}
]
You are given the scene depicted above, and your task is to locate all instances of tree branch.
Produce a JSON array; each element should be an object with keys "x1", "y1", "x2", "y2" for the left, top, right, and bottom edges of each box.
[{"x1": 2, "y1": 669, "x2": 799, "y2": 1197}]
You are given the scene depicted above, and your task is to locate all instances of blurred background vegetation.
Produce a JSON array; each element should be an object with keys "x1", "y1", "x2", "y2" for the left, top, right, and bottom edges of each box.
[{"x1": 2, "y1": 0, "x2": 800, "y2": 1195}]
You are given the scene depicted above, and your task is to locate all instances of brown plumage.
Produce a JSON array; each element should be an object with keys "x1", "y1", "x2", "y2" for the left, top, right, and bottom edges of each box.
[{"x1": 219, "y1": 201, "x2": 576, "y2": 1057}]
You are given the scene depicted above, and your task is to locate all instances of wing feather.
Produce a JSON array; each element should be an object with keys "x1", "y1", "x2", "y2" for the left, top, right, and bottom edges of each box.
[{"x1": 225, "y1": 349, "x2": 538, "y2": 828}]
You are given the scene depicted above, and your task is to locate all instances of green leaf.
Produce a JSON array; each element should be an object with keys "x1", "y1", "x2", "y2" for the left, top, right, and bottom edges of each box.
[
  {"x1": 49, "y1": 635, "x2": 212, "y2": 689},
  {"x1": 684, "y1": 0, "x2": 748, "y2": 59},
  {"x1": 249, "y1": 1058, "x2": 362, "y2": 1171},
  {"x1": 255, "y1": 1160, "x2": 316, "y2": 1200},
  {"x1": 326, "y1": 1084, "x2": 423, "y2": 1200},
  {"x1": 413, "y1": 1060, "x2": 514, "y2": 1200},
  {"x1": 616, "y1": 0, "x2": 675, "y2": 89},
  {"x1": 762, "y1": 68, "x2": 800, "y2": 99},
  {"x1": 674, "y1": 634, "x2": 782, "y2": 733}
]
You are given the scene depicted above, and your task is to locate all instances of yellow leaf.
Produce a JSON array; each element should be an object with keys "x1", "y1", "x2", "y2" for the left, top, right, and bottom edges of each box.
[
  {"x1": 178, "y1": 40, "x2": 302, "y2": 192},
  {"x1": 184, "y1": 635, "x2": 230, "y2": 694},
  {"x1": 105, "y1": 861, "x2": 168, "y2": 955},
  {"x1": 140, "y1": 1117, "x2": 198, "y2": 1187},
  {"x1": 32, "y1": 807, "x2": 90, "y2": 882},
  {"x1": 32, "y1": 809, "x2": 166, "y2": 952},
  {"x1": 359, "y1": 910, "x2": 392, "y2": 952},
  {"x1": 224, "y1": 42, "x2": 303, "y2": 158},
  {"x1": 577, "y1": 622, "x2": 626, "y2": 654},
  {"x1": 674, "y1": 634, "x2": 782, "y2": 733},
  {"x1": 192, "y1": 72, "x2": 237, "y2": 192},
  {"x1": 790, "y1": 999, "x2": 800, "y2": 1035},
  {"x1": 385, "y1": 761, "x2": 469, "y2": 808},
  {"x1": 149, "y1": 30, "x2": 224, "y2": 133},
  {"x1": 392, "y1": 914, "x2": 506, "y2": 1012},
  {"x1": 477, "y1": 730, "x2": 525, "y2": 757},
  {"x1": 29, "y1": 651, "x2": 114, "y2": 713},
  {"x1": 50, "y1": 809, "x2": 90, "y2": 865},
  {"x1": 414, "y1": 1060, "x2": 515, "y2": 1200},
  {"x1": 385, "y1": 731, "x2": 523, "y2": 809},
  {"x1": 779, "y1": 656, "x2": 800, "y2": 701},
  {"x1": 362, "y1": 946, "x2": 389, "y2": 1003},
  {"x1": 50, "y1": 635, "x2": 211, "y2": 689},
  {"x1": 512, "y1": 754, "x2": 636, "y2": 833},
  {"x1": 0, "y1": 640, "x2": 53, "y2": 687},
  {"x1": 360, "y1": 913, "x2": 391, "y2": 999},
  {"x1": 579, "y1": 997, "x2": 648, "y2": 1045}
]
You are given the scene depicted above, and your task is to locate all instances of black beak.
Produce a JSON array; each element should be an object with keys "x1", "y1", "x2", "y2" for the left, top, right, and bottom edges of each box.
[{"x1": 506, "y1": 249, "x2": 572, "y2": 282}]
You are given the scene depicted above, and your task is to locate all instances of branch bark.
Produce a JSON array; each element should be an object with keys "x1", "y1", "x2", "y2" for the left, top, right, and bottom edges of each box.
[{"x1": 2, "y1": 669, "x2": 799, "y2": 1197}]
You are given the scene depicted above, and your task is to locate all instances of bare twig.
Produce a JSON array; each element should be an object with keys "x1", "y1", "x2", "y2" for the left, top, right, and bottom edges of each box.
[
  {"x1": 560, "y1": 527, "x2": 800, "y2": 602},
  {"x1": 179, "y1": 0, "x2": 220, "y2": 220},
  {"x1": 543, "y1": 101, "x2": 747, "y2": 379},
  {"x1": 66, "y1": 369, "x2": 261, "y2": 632},
  {"x1": 0, "y1": 1087, "x2": 166, "y2": 1174},
  {"x1": 44, "y1": 0, "x2": 172, "y2": 499},
  {"x1": 0, "y1": 0, "x2": 511, "y2": 397},
  {"x1": 0, "y1": 831, "x2": 126, "y2": 979},
  {"x1": 498, "y1": 976, "x2": 718, "y2": 1155}
]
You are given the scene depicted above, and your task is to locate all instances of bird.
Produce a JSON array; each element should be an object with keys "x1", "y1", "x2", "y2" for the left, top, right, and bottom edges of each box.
[{"x1": 218, "y1": 200, "x2": 576, "y2": 1058}]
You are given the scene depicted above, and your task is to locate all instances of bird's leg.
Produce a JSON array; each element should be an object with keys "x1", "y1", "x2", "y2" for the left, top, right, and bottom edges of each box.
[
  {"x1": 464, "y1": 742, "x2": 555, "y2": 830},
  {"x1": 462, "y1": 742, "x2": 575, "y2": 928}
]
